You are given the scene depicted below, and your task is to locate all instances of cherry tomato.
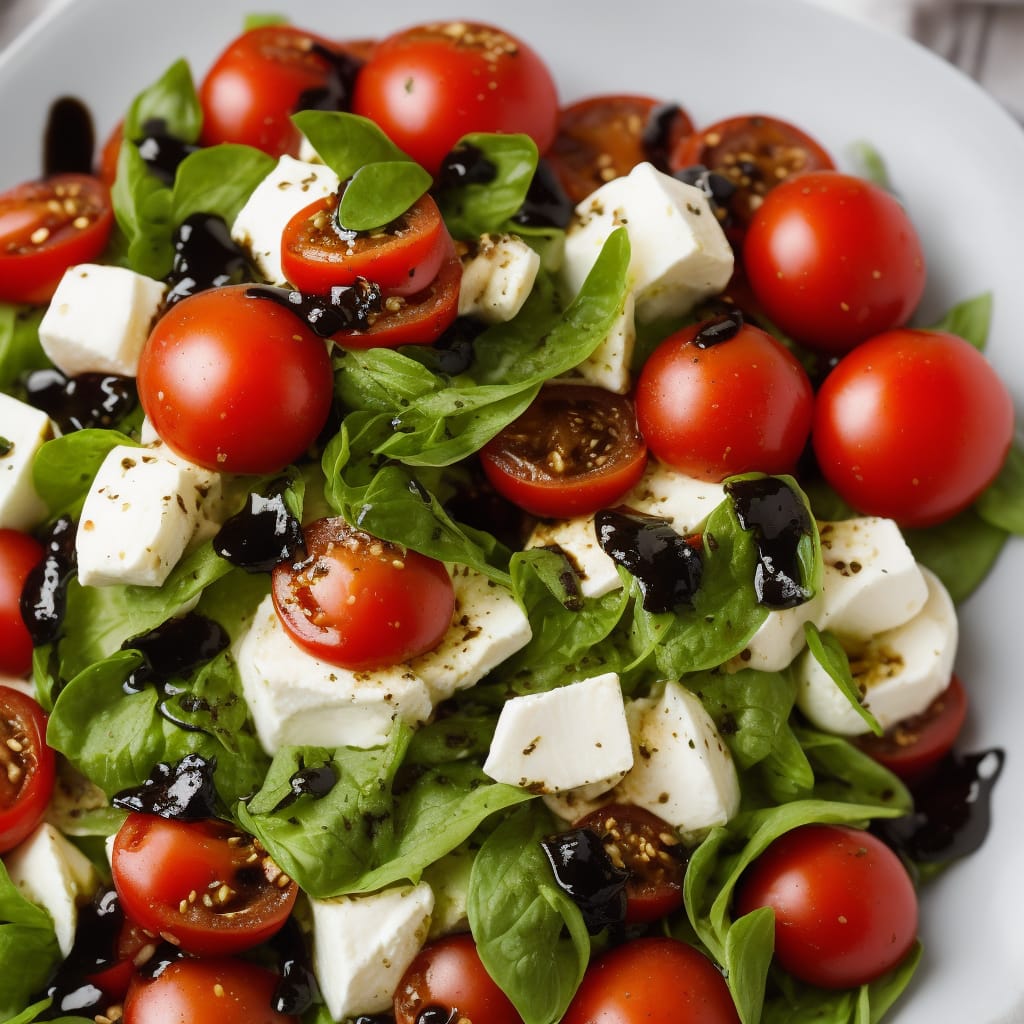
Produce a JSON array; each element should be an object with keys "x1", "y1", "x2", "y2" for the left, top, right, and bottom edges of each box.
[
  {"x1": 0, "y1": 529, "x2": 44, "y2": 677},
  {"x1": 734, "y1": 823, "x2": 918, "y2": 989},
  {"x1": 634, "y1": 316, "x2": 814, "y2": 482},
  {"x1": 811, "y1": 328, "x2": 1014, "y2": 526},
  {"x1": 478, "y1": 384, "x2": 648, "y2": 519},
  {"x1": 0, "y1": 686, "x2": 56, "y2": 854},
  {"x1": 573, "y1": 804, "x2": 686, "y2": 924},
  {"x1": 561, "y1": 937, "x2": 739, "y2": 1024},
  {"x1": 743, "y1": 170, "x2": 926, "y2": 354},
  {"x1": 670, "y1": 114, "x2": 834, "y2": 235},
  {"x1": 352, "y1": 20, "x2": 559, "y2": 175},
  {"x1": 124, "y1": 956, "x2": 297, "y2": 1024},
  {"x1": 393, "y1": 933, "x2": 522, "y2": 1024},
  {"x1": 271, "y1": 516, "x2": 455, "y2": 671},
  {"x1": 856, "y1": 675, "x2": 968, "y2": 783},
  {"x1": 547, "y1": 94, "x2": 694, "y2": 204},
  {"x1": 111, "y1": 813, "x2": 298, "y2": 957},
  {"x1": 0, "y1": 173, "x2": 113, "y2": 305},
  {"x1": 282, "y1": 190, "x2": 450, "y2": 296},
  {"x1": 97, "y1": 121, "x2": 124, "y2": 187},
  {"x1": 137, "y1": 284, "x2": 334, "y2": 474},
  {"x1": 86, "y1": 916, "x2": 155, "y2": 1000}
]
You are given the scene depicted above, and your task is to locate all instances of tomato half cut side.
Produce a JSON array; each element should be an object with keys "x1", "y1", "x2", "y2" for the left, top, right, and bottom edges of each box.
[
  {"x1": 0, "y1": 686, "x2": 56, "y2": 854},
  {"x1": 111, "y1": 813, "x2": 298, "y2": 956},
  {"x1": 0, "y1": 173, "x2": 113, "y2": 305},
  {"x1": 0, "y1": 529, "x2": 45, "y2": 677}
]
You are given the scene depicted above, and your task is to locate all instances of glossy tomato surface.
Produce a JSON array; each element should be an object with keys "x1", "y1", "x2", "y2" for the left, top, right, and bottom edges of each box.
[
  {"x1": 743, "y1": 170, "x2": 926, "y2": 354},
  {"x1": 0, "y1": 686, "x2": 55, "y2": 854},
  {"x1": 0, "y1": 529, "x2": 44, "y2": 677},
  {"x1": 271, "y1": 517, "x2": 455, "y2": 671},
  {"x1": 561, "y1": 937, "x2": 739, "y2": 1024},
  {"x1": 634, "y1": 317, "x2": 813, "y2": 482},
  {"x1": 812, "y1": 328, "x2": 1014, "y2": 526},
  {"x1": 352, "y1": 20, "x2": 558, "y2": 175},
  {"x1": 137, "y1": 285, "x2": 334, "y2": 474},
  {"x1": 111, "y1": 813, "x2": 298, "y2": 956},
  {"x1": 734, "y1": 823, "x2": 918, "y2": 989}
]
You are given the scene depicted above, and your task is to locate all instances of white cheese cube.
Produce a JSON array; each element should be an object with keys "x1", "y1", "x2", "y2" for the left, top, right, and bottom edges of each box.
[
  {"x1": 457, "y1": 233, "x2": 541, "y2": 323},
  {"x1": 614, "y1": 680, "x2": 740, "y2": 841},
  {"x1": 4, "y1": 822, "x2": 99, "y2": 957},
  {"x1": 483, "y1": 672, "x2": 633, "y2": 794},
  {"x1": 527, "y1": 515, "x2": 623, "y2": 599},
  {"x1": 563, "y1": 162, "x2": 733, "y2": 323},
  {"x1": 410, "y1": 565, "x2": 532, "y2": 704},
  {"x1": 235, "y1": 595, "x2": 434, "y2": 754},
  {"x1": 0, "y1": 392, "x2": 51, "y2": 530},
  {"x1": 75, "y1": 444, "x2": 221, "y2": 588},
  {"x1": 558, "y1": 291, "x2": 636, "y2": 394},
  {"x1": 231, "y1": 155, "x2": 341, "y2": 285},
  {"x1": 727, "y1": 593, "x2": 825, "y2": 673},
  {"x1": 311, "y1": 883, "x2": 434, "y2": 1020},
  {"x1": 796, "y1": 567, "x2": 958, "y2": 736},
  {"x1": 38, "y1": 264, "x2": 167, "y2": 377},
  {"x1": 624, "y1": 459, "x2": 726, "y2": 534}
]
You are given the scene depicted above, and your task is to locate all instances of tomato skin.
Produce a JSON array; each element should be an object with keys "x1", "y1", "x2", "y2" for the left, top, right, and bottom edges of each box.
[
  {"x1": 137, "y1": 285, "x2": 334, "y2": 474},
  {"x1": 734, "y1": 824, "x2": 918, "y2": 989},
  {"x1": 0, "y1": 529, "x2": 45, "y2": 677},
  {"x1": 479, "y1": 385, "x2": 648, "y2": 519},
  {"x1": 352, "y1": 21, "x2": 559, "y2": 175},
  {"x1": 0, "y1": 686, "x2": 56, "y2": 854},
  {"x1": 0, "y1": 173, "x2": 113, "y2": 305},
  {"x1": 812, "y1": 328, "x2": 1014, "y2": 526},
  {"x1": 743, "y1": 171, "x2": 926, "y2": 354},
  {"x1": 634, "y1": 318, "x2": 814, "y2": 482},
  {"x1": 561, "y1": 937, "x2": 739, "y2": 1024},
  {"x1": 124, "y1": 956, "x2": 297, "y2": 1024},
  {"x1": 271, "y1": 517, "x2": 455, "y2": 671},
  {"x1": 393, "y1": 933, "x2": 522, "y2": 1024},
  {"x1": 111, "y1": 814, "x2": 298, "y2": 957}
]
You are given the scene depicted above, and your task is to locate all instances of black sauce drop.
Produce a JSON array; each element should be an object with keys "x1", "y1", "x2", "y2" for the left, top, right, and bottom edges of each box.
[
  {"x1": 122, "y1": 613, "x2": 230, "y2": 692},
  {"x1": 19, "y1": 515, "x2": 77, "y2": 646},
  {"x1": 540, "y1": 828, "x2": 629, "y2": 934},
  {"x1": 269, "y1": 916, "x2": 320, "y2": 1015},
  {"x1": 112, "y1": 752, "x2": 220, "y2": 821},
  {"x1": 641, "y1": 102, "x2": 686, "y2": 172},
  {"x1": 134, "y1": 117, "x2": 200, "y2": 186},
  {"x1": 137, "y1": 942, "x2": 187, "y2": 981},
  {"x1": 435, "y1": 142, "x2": 498, "y2": 191},
  {"x1": 693, "y1": 308, "x2": 744, "y2": 349},
  {"x1": 416, "y1": 1009, "x2": 457, "y2": 1024},
  {"x1": 724, "y1": 477, "x2": 812, "y2": 609},
  {"x1": 165, "y1": 213, "x2": 255, "y2": 306},
  {"x1": 294, "y1": 43, "x2": 365, "y2": 114},
  {"x1": 213, "y1": 490, "x2": 304, "y2": 573},
  {"x1": 246, "y1": 281, "x2": 382, "y2": 338},
  {"x1": 273, "y1": 758, "x2": 339, "y2": 812},
  {"x1": 512, "y1": 158, "x2": 573, "y2": 229},
  {"x1": 673, "y1": 163, "x2": 738, "y2": 233},
  {"x1": 595, "y1": 507, "x2": 703, "y2": 613},
  {"x1": 44, "y1": 96, "x2": 95, "y2": 176},
  {"x1": 25, "y1": 367, "x2": 138, "y2": 433}
]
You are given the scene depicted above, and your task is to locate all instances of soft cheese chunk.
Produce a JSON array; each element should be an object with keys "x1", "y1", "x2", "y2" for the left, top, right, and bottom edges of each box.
[
  {"x1": 729, "y1": 592, "x2": 825, "y2": 673},
  {"x1": 558, "y1": 291, "x2": 636, "y2": 394},
  {"x1": 528, "y1": 515, "x2": 623, "y2": 599},
  {"x1": 4, "y1": 822, "x2": 99, "y2": 957},
  {"x1": 0, "y1": 392, "x2": 51, "y2": 530},
  {"x1": 563, "y1": 162, "x2": 733, "y2": 323},
  {"x1": 76, "y1": 444, "x2": 221, "y2": 587},
  {"x1": 38, "y1": 264, "x2": 167, "y2": 377},
  {"x1": 796, "y1": 567, "x2": 958, "y2": 736},
  {"x1": 231, "y1": 156, "x2": 341, "y2": 285},
  {"x1": 311, "y1": 883, "x2": 434, "y2": 1021},
  {"x1": 483, "y1": 672, "x2": 634, "y2": 794},
  {"x1": 236, "y1": 595, "x2": 434, "y2": 754},
  {"x1": 457, "y1": 233, "x2": 540, "y2": 323}
]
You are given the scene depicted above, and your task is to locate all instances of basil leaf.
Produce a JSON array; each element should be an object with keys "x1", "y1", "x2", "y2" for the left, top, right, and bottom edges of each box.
[
  {"x1": 0, "y1": 304, "x2": 48, "y2": 394},
  {"x1": 802, "y1": 623, "x2": 883, "y2": 736},
  {"x1": 338, "y1": 161, "x2": 432, "y2": 231},
  {"x1": 291, "y1": 110, "x2": 410, "y2": 177},
  {"x1": 244, "y1": 13, "x2": 289, "y2": 29},
  {"x1": 123, "y1": 57, "x2": 202, "y2": 143},
  {"x1": 926, "y1": 291, "x2": 992, "y2": 350},
  {"x1": 975, "y1": 439, "x2": 1024, "y2": 535},
  {"x1": 172, "y1": 144, "x2": 276, "y2": 226},
  {"x1": 724, "y1": 907, "x2": 775, "y2": 1024},
  {"x1": 846, "y1": 140, "x2": 891, "y2": 191}
]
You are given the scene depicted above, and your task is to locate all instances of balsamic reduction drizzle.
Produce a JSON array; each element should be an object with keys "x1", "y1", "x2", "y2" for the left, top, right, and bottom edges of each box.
[
  {"x1": 435, "y1": 142, "x2": 499, "y2": 191},
  {"x1": 641, "y1": 102, "x2": 686, "y2": 172},
  {"x1": 165, "y1": 213, "x2": 255, "y2": 306},
  {"x1": 270, "y1": 916, "x2": 321, "y2": 1015},
  {"x1": 112, "y1": 752, "x2": 220, "y2": 821},
  {"x1": 295, "y1": 43, "x2": 365, "y2": 115},
  {"x1": 19, "y1": 515, "x2": 77, "y2": 646},
  {"x1": 246, "y1": 281, "x2": 381, "y2": 338},
  {"x1": 272, "y1": 760, "x2": 340, "y2": 812},
  {"x1": 512, "y1": 158, "x2": 573, "y2": 229},
  {"x1": 416, "y1": 1009, "x2": 457, "y2": 1024},
  {"x1": 540, "y1": 828, "x2": 628, "y2": 934},
  {"x1": 693, "y1": 308, "x2": 744, "y2": 349},
  {"x1": 25, "y1": 367, "x2": 138, "y2": 433},
  {"x1": 134, "y1": 118, "x2": 200, "y2": 186},
  {"x1": 44, "y1": 96, "x2": 95, "y2": 176},
  {"x1": 213, "y1": 490, "x2": 304, "y2": 573}
]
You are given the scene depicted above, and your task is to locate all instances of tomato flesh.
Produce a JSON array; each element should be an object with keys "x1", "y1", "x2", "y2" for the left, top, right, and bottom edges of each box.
[
  {"x1": 0, "y1": 529, "x2": 45, "y2": 677},
  {"x1": 0, "y1": 686, "x2": 56, "y2": 854}
]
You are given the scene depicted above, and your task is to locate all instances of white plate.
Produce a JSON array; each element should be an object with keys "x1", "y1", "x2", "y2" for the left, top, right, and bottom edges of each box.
[{"x1": 2, "y1": 1, "x2": 1022, "y2": 1021}]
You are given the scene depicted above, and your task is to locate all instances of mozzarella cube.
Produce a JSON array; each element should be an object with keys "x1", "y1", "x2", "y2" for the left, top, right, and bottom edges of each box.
[
  {"x1": 796, "y1": 567, "x2": 958, "y2": 736},
  {"x1": 311, "y1": 883, "x2": 434, "y2": 1020},
  {"x1": 457, "y1": 233, "x2": 541, "y2": 323},
  {"x1": 231, "y1": 156, "x2": 341, "y2": 285},
  {"x1": 235, "y1": 595, "x2": 434, "y2": 754},
  {"x1": 727, "y1": 592, "x2": 825, "y2": 673},
  {"x1": 483, "y1": 672, "x2": 634, "y2": 794},
  {"x1": 0, "y1": 392, "x2": 51, "y2": 530},
  {"x1": 563, "y1": 162, "x2": 733, "y2": 323},
  {"x1": 527, "y1": 515, "x2": 623, "y2": 599},
  {"x1": 410, "y1": 566, "x2": 532, "y2": 704},
  {"x1": 4, "y1": 822, "x2": 99, "y2": 957},
  {"x1": 624, "y1": 460, "x2": 726, "y2": 534},
  {"x1": 75, "y1": 444, "x2": 221, "y2": 587},
  {"x1": 38, "y1": 264, "x2": 167, "y2": 377},
  {"x1": 558, "y1": 291, "x2": 636, "y2": 394},
  {"x1": 614, "y1": 680, "x2": 740, "y2": 840}
]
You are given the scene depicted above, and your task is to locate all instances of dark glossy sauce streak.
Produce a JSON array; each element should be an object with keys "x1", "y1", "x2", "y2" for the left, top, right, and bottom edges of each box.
[
  {"x1": 512, "y1": 158, "x2": 573, "y2": 229},
  {"x1": 273, "y1": 757, "x2": 340, "y2": 812},
  {"x1": 213, "y1": 490, "x2": 304, "y2": 572},
  {"x1": 295, "y1": 43, "x2": 364, "y2": 114},
  {"x1": 44, "y1": 96, "x2": 95, "y2": 176},
  {"x1": 641, "y1": 102, "x2": 685, "y2": 172},
  {"x1": 246, "y1": 281, "x2": 381, "y2": 338},
  {"x1": 112, "y1": 752, "x2": 220, "y2": 821},
  {"x1": 435, "y1": 142, "x2": 498, "y2": 191},
  {"x1": 137, "y1": 942, "x2": 187, "y2": 981},
  {"x1": 417, "y1": 1009, "x2": 457, "y2": 1024},
  {"x1": 25, "y1": 367, "x2": 138, "y2": 433},
  {"x1": 19, "y1": 515, "x2": 77, "y2": 646},
  {"x1": 540, "y1": 828, "x2": 628, "y2": 934},
  {"x1": 165, "y1": 213, "x2": 255, "y2": 306},
  {"x1": 135, "y1": 118, "x2": 200, "y2": 186},
  {"x1": 693, "y1": 308, "x2": 743, "y2": 349},
  {"x1": 270, "y1": 916, "x2": 320, "y2": 1015}
]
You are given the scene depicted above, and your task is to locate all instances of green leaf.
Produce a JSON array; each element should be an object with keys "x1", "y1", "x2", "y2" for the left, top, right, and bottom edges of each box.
[
  {"x1": 172, "y1": 144, "x2": 276, "y2": 227},
  {"x1": 802, "y1": 623, "x2": 883, "y2": 736},
  {"x1": 337, "y1": 161, "x2": 433, "y2": 231},
  {"x1": 123, "y1": 58, "x2": 202, "y2": 143},
  {"x1": 926, "y1": 291, "x2": 992, "y2": 350},
  {"x1": 0, "y1": 304, "x2": 48, "y2": 394},
  {"x1": 244, "y1": 13, "x2": 289, "y2": 29},
  {"x1": 291, "y1": 110, "x2": 411, "y2": 178},
  {"x1": 975, "y1": 439, "x2": 1024, "y2": 535},
  {"x1": 724, "y1": 907, "x2": 776, "y2": 1024},
  {"x1": 846, "y1": 140, "x2": 891, "y2": 190}
]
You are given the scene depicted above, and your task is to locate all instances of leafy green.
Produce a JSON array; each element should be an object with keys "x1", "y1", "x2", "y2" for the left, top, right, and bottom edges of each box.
[
  {"x1": 926, "y1": 291, "x2": 992, "y2": 350},
  {"x1": 339, "y1": 161, "x2": 433, "y2": 231},
  {"x1": 803, "y1": 623, "x2": 883, "y2": 736},
  {"x1": 0, "y1": 305, "x2": 48, "y2": 394},
  {"x1": 975, "y1": 438, "x2": 1024, "y2": 535},
  {"x1": 291, "y1": 110, "x2": 411, "y2": 176}
]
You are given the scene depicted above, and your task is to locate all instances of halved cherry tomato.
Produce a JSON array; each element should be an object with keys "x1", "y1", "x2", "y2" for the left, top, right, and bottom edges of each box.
[
  {"x1": 124, "y1": 956, "x2": 297, "y2": 1024},
  {"x1": 0, "y1": 173, "x2": 113, "y2": 305},
  {"x1": 282, "y1": 190, "x2": 450, "y2": 296},
  {"x1": 86, "y1": 915, "x2": 155, "y2": 1001},
  {"x1": 547, "y1": 94, "x2": 694, "y2": 204},
  {"x1": 111, "y1": 813, "x2": 298, "y2": 957},
  {"x1": 352, "y1": 20, "x2": 559, "y2": 175},
  {"x1": 479, "y1": 384, "x2": 648, "y2": 519},
  {"x1": 393, "y1": 933, "x2": 522, "y2": 1024},
  {"x1": 271, "y1": 517, "x2": 455, "y2": 671},
  {"x1": 573, "y1": 804, "x2": 686, "y2": 924},
  {"x1": 0, "y1": 529, "x2": 45, "y2": 677},
  {"x1": 856, "y1": 675, "x2": 968, "y2": 783},
  {"x1": 0, "y1": 686, "x2": 56, "y2": 854}
]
